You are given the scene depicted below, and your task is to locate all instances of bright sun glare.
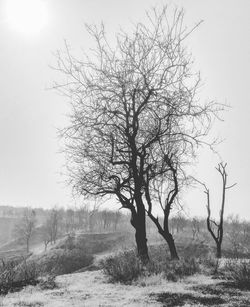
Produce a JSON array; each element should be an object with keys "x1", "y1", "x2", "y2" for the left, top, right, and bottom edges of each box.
[{"x1": 5, "y1": 0, "x2": 48, "y2": 35}]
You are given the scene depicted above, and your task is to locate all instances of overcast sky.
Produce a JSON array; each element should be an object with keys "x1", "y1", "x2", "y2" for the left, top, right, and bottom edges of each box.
[{"x1": 0, "y1": 0, "x2": 249, "y2": 219}]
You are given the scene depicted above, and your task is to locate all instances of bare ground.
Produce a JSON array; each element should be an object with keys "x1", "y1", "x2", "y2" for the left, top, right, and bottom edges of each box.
[{"x1": 3, "y1": 269, "x2": 248, "y2": 307}]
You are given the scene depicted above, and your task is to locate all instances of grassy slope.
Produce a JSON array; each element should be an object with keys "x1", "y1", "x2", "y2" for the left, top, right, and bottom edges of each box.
[{"x1": 0, "y1": 230, "x2": 134, "y2": 260}]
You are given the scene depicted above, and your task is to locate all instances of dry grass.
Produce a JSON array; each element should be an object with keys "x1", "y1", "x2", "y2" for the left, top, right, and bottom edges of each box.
[{"x1": 1, "y1": 261, "x2": 250, "y2": 306}]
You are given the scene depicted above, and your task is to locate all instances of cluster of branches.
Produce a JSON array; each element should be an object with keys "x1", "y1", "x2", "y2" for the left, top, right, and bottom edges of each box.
[{"x1": 54, "y1": 6, "x2": 222, "y2": 261}]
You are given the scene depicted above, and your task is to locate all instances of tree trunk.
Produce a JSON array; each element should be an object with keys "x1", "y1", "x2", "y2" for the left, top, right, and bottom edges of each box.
[
  {"x1": 164, "y1": 233, "x2": 179, "y2": 260},
  {"x1": 163, "y1": 214, "x2": 179, "y2": 260},
  {"x1": 216, "y1": 242, "x2": 222, "y2": 258},
  {"x1": 130, "y1": 204, "x2": 149, "y2": 263},
  {"x1": 26, "y1": 239, "x2": 29, "y2": 253},
  {"x1": 134, "y1": 220, "x2": 149, "y2": 263},
  {"x1": 147, "y1": 211, "x2": 179, "y2": 260}
]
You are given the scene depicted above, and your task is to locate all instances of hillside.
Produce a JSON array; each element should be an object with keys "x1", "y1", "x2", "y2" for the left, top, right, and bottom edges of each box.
[{"x1": 0, "y1": 230, "x2": 133, "y2": 260}]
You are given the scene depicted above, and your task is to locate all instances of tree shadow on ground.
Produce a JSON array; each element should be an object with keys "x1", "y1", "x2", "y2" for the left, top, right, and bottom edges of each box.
[
  {"x1": 219, "y1": 280, "x2": 250, "y2": 291},
  {"x1": 149, "y1": 292, "x2": 226, "y2": 307},
  {"x1": 154, "y1": 282, "x2": 250, "y2": 307},
  {"x1": 191, "y1": 283, "x2": 243, "y2": 297}
]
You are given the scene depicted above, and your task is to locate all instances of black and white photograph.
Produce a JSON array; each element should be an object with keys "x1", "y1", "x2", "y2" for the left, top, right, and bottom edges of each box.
[{"x1": 0, "y1": 0, "x2": 249, "y2": 306}]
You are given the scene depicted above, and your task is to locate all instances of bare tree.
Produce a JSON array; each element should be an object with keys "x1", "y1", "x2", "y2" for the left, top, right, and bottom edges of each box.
[
  {"x1": 76, "y1": 203, "x2": 90, "y2": 231},
  {"x1": 14, "y1": 209, "x2": 36, "y2": 253},
  {"x1": 88, "y1": 203, "x2": 100, "y2": 232},
  {"x1": 73, "y1": 202, "x2": 101, "y2": 232},
  {"x1": 54, "y1": 6, "x2": 220, "y2": 262},
  {"x1": 113, "y1": 210, "x2": 122, "y2": 231},
  {"x1": 100, "y1": 210, "x2": 122, "y2": 231},
  {"x1": 40, "y1": 208, "x2": 60, "y2": 250},
  {"x1": 41, "y1": 224, "x2": 51, "y2": 251},
  {"x1": 227, "y1": 215, "x2": 243, "y2": 258},
  {"x1": 46, "y1": 208, "x2": 60, "y2": 244},
  {"x1": 101, "y1": 210, "x2": 113, "y2": 230},
  {"x1": 75, "y1": 203, "x2": 88, "y2": 230},
  {"x1": 64, "y1": 208, "x2": 76, "y2": 234},
  {"x1": 241, "y1": 220, "x2": 250, "y2": 251},
  {"x1": 191, "y1": 217, "x2": 201, "y2": 239},
  {"x1": 171, "y1": 213, "x2": 187, "y2": 234},
  {"x1": 198, "y1": 162, "x2": 236, "y2": 258}
]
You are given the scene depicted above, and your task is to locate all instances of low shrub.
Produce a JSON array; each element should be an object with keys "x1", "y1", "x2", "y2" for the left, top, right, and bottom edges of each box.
[
  {"x1": 222, "y1": 259, "x2": 250, "y2": 289},
  {"x1": 37, "y1": 248, "x2": 94, "y2": 275},
  {"x1": 0, "y1": 258, "x2": 40, "y2": 295},
  {"x1": 222, "y1": 249, "x2": 250, "y2": 259},
  {"x1": 0, "y1": 246, "x2": 93, "y2": 295},
  {"x1": 199, "y1": 255, "x2": 219, "y2": 275},
  {"x1": 179, "y1": 242, "x2": 210, "y2": 259},
  {"x1": 148, "y1": 245, "x2": 200, "y2": 281},
  {"x1": 148, "y1": 244, "x2": 169, "y2": 264},
  {"x1": 101, "y1": 247, "x2": 200, "y2": 284},
  {"x1": 163, "y1": 257, "x2": 200, "y2": 281},
  {"x1": 14, "y1": 260, "x2": 40, "y2": 284},
  {"x1": 39, "y1": 274, "x2": 57, "y2": 290},
  {"x1": 101, "y1": 250, "x2": 142, "y2": 284}
]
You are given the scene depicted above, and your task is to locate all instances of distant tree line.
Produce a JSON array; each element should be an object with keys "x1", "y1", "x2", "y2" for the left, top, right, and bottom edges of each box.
[
  {"x1": 11, "y1": 202, "x2": 248, "y2": 259},
  {"x1": 12, "y1": 205, "x2": 130, "y2": 252}
]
